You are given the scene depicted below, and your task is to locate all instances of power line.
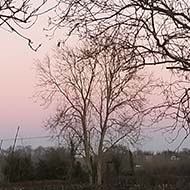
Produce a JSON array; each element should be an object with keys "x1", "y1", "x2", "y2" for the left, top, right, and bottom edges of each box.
[
  {"x1": 0, "y1": 135, "x2": 51, "y2": 142},
  {"x1": 0, "y1": 132, "x2": 56, "y2": 150}
]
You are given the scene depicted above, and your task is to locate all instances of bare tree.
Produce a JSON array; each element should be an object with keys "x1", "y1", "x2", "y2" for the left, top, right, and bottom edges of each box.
[
  {"x1": 48, "y1": 0, "x2": 190, "y2": 71},
  {"x1": 44, "y1": 0, "x2": 190, "y2": 147},
  {"x1": 0, "y1": 0, "x2": 58, "y2": 50},
  {"x1": 35, "y1": 39, "x2": 153, "y2": 185},
  {"x1": 150, "y1": 74, "x2": 190, "y2": 149}
]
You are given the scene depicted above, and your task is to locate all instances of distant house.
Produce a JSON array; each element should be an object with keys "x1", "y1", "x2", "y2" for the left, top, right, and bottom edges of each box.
[
  {"x1": 170, "y1": 155, "x2": 180, "y2": 161},
  {"x1": 135, "y1": 164, "x2": 142, "y2": 169}
]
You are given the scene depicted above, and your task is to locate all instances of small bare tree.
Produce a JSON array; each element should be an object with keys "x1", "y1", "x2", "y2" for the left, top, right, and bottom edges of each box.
[{"x1": 35, "y1": 38, "x2": 154, "y2": 185}]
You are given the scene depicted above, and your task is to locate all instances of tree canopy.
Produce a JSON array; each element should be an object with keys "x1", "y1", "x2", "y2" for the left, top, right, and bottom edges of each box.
[
  {"x1": 47, "y1": 0, "x2": 190, "y2": 146},
  {"x1": 35, "y1": 39, "x2": 154, "y2": 184},
  {"x1": 49, "y1": 0, "x2": 190, "y2": 71}
]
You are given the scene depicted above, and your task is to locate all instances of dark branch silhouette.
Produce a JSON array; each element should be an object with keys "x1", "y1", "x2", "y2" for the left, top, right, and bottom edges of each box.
[
  {"x1": 48, "y1": 0, "x2": 190, "y2": 71},
  {"x1": 0, "y1": 0, "x2": 58, "y2": 50}
]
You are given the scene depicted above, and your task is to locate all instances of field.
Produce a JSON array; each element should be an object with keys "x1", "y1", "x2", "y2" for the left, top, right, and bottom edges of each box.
[{"x1": 0, "y1": 179, "x2": 189, "y2": 190}]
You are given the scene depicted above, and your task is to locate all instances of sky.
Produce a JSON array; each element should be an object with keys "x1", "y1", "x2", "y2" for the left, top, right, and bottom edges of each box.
[
  {"x1": 0, "y1": 13, "x2": 58, "y2": 148},
  {"x1": 0, "y1": 6, "x2": 190, "y2": 152}
]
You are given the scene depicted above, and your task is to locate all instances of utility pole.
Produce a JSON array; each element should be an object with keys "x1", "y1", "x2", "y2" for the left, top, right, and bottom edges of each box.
[
  {"x1": 8, "y1": 126, "x2": 20, "y2": 182},
  {"x1": 12, "y1": 126, "x2": 20, "y2": 154}
]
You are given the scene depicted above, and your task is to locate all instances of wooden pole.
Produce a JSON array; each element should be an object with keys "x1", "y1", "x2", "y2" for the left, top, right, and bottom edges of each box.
[{"x1": 12, "y1": 126, "x2": 20, "y2": 153}]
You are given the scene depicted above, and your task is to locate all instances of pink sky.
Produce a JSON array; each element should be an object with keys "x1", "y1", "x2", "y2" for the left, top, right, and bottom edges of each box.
[
  {"x1": 0, "y1": 15, "x2": 58, "y2": 148},
  {"x1": 0, "y1": 13, "x2": 189, "y2": 151}
]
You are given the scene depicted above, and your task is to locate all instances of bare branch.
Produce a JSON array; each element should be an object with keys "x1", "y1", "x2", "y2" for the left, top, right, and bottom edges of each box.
[
  {"x1": 48, "y1": 0, "x2": 190, "y2": 70},
  {"x1": 0, "y1": 0, "x2": 58, "y2": 50}
]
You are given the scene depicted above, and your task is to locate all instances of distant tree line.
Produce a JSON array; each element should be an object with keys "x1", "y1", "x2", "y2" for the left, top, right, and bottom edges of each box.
[
  {"x1": 1, "y1": 145, "x2": 190, "y2": 186},
  {"x1": 0, "y1": 145, "x2": 134, "y2": 183},
  {"x1": 0, "y1": 146, "x2": 86, "y2": 183}
]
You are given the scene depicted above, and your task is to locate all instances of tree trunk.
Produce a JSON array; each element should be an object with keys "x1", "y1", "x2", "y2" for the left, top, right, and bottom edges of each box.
[
  {"x1": 96, "y1": 157, "x2": 102, "y2": 185},
  {"x1": 86, "y1": 156, "x2": 94, "y2": 185},
  {"x1": 129, "y1": 149, "x2": 134, "y2": 175},
  {"x1": 89, "y1": 175, "x2": 93, "y2": 185}
]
